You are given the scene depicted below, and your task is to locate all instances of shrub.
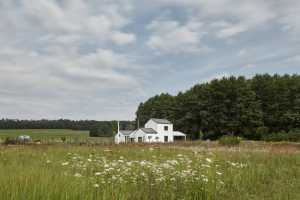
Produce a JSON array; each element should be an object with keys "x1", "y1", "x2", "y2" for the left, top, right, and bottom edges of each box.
[
  {"x1": 4, "y1": 137, "x2": 17, "y2": 145},
  {"x1": 218, "y1": 135, "x2": 241, "y2": 146},
  {"x1": 263, "y1": 131, "x2": 291, "y2": 142},
  {"x1": 61, "y1": 137, "x2": 66, "y2": 143},
  {"x1": 288, "y1": 129, "x2": 300, "y2": 142}
]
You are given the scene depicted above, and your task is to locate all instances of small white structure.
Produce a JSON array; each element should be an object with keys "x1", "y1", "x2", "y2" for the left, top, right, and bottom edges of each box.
[
  {"x1": 115, "y1": 118, "x2": 186, "y2": 144},
  {"x1": 17, "y1": 135, "x2": 31, "y2": 143}
]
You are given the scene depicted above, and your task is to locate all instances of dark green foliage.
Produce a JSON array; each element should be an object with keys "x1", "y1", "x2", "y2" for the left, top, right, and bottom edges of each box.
[
  {"x1": 263, "y1": 131, "x2": 289, "y2": 142},
  {"x1": 4, "y1": 137, "x2": 17, "y2": 145},
  {"x1": 218, "y1": 135, "x2": 242, "y2": 146},
  {"x1": 89, "y1": 122, "x2": 115, "y2": 137},
  {"x1": 136, "y1": 74, "x2": 300, "y2": 140},
  {"x1": 61, "y1": 137, "x2": 66, "y2": 143},
  {"x1": 263, "y1": 129, "x2": 300, "y2": 142}
]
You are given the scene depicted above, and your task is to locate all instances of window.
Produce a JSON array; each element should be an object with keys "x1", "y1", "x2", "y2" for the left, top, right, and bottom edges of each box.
[
  {"x1": 125, "y1": 136, "x2": 129, "y2": 142},
  {"x1": 164, "y1": 126, "x2": 168, "y2": 131},
  {"x1": 148, "y1": 136, "x2": 152, "y2": 140},
  {"x1": 138, "y1": 137, "x2": 143, "y2": 142},
  {"x1": 164, "y1": 136, "x2": 168, "y2": 142}
]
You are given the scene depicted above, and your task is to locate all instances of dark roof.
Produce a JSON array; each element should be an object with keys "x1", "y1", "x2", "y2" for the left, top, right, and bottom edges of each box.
[
  {"x1": 140, "y1": 128, "x2": 157, "y2": 134},
  {"x1": 150, "y1": 118, "x2": 171, "y2": 124},
  {"x1": 119, "y1": 130, "x2": 134, "y2": 135}
]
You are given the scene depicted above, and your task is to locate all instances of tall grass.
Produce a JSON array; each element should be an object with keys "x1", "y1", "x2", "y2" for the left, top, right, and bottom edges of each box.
[{"x1": 0, "y1": 145, "x2": 299, "y2": 200}]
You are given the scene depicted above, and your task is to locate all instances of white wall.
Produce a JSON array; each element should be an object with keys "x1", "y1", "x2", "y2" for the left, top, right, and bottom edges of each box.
[
  {"x1": 144, "y1": 134, "x2": 160, "y2": 143},
  {"x1": 115, "y1": 132, "x2": 130, "y2": 144},
  {"x1": 132, "y1": 129, "x2": 146, "y2": 142},
  {"x1": 115, "y1": 132, "x2": 125, "y2": 144},
  {"x1": 156, "y1": 124, "x2": 174, "y2": 142},
  {"x1": 145, "y1": 120, "x2": 158, "y2": 131}
]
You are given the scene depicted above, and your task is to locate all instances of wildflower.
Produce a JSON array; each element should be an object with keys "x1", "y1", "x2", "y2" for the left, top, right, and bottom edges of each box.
[
  {"x1": 206, "y1": 158, "x2": 212, "y2": 163},
  {"x1": 95, "y1": 172, "x2": 101, "y2": 176},
  {"x1": 216, "y1": 171, "x2": 222, "y2": 175},
  {"x1": 46, "y1": 160, "x2": 51, "y2": 164},
  {"x1": 74, "y1": 173, "x2": 82, "y2": 177},
  {"x1": 62, "y1": 162, "x2": 69, "y2": 166},
  {"x1": 87, "y1": 159, "x2": 92, "y2": 162},
  {"x1": 201, "y1": 164, "x2": 211, "y2": 168},
  {"x1": 140, "y1": 161, "x2": 146, "y2": 166},
  {"x1": 203, "y1": 177, "x2": 208, "y2": 183},
  {"x1": 93, "y1": 184, "x2": 99, "y2": 188}
]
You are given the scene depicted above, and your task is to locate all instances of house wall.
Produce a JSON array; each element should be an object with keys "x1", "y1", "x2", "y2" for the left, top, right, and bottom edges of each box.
[
  {"x1": 144, "y1": 120, "x2": 174, "y2": 142},
  {"x1": 144, "y1": 134, "x2": 160, "y2": 143},
  {"x1": 114, "y1": 132, "x2": 130, "y2": 144},
  {"x1": 145, "y1": 120, "x2": 158, "y2": 131},
  {"x1": 132, "y1": 129, "x2": 146, "y2": 142},
  {"x1": 115, "y1": 132, "x2": 126, "y2": 144},
  {"x1": 156, "y1": 124, "x2": 174, "y2": 142}
]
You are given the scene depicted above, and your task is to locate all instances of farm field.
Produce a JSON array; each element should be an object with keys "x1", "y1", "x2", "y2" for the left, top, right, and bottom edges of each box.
[
  {"x1": 0, "y1": 143, "x2": 299, "y2": 200},
  {"x1": 0, "y1": 129, "x2": 112, "y2": 144}
]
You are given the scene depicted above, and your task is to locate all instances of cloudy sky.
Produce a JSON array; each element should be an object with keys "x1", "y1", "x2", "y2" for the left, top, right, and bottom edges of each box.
[{"x1": 0, "y1": 0, "x2": 299, "y2": 120}]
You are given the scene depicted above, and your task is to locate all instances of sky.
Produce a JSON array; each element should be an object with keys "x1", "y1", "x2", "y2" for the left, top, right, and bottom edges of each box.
[{"x1": 0, "y1": 0, "x2": 300, "y2": 120}]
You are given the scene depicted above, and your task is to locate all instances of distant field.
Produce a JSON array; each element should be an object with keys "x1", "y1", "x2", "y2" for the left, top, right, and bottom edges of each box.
[{"x1": 0, "y1": 129, "x2": 113, "y2": 144}]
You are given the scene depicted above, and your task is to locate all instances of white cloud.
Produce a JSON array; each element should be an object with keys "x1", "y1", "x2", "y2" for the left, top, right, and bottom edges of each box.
[
  {"x1": 151, "y1": 0, "x2": 276, "y2": 39},
  {"x1": 278, "y1": 0, "x2": 300, "y2": 38},
  {"x1": 111, "y1": 32, "x2": 136, "y2": 45},
  {"x1": 146, "y1": 19, "x2": 207, "y2": 54},
  {"x1": 0, "y1": 0, "x2": 136, "y2": 46}
]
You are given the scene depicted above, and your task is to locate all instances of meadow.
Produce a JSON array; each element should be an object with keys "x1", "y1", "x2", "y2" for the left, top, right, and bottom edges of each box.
[
  {"x1": 0, "y1": 143, "x2": 299, "y2": 200},
  {"x1": 0, "y1": 129, "x2": 112, "y2": 144}
]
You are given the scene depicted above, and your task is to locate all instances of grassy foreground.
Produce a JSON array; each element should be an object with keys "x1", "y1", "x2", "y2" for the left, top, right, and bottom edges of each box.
[{"x1": 0, "y1": 144, "x2": 299, "y2": 200}]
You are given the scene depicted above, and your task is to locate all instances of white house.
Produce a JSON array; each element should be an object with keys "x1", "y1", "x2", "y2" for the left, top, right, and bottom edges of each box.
[{"x1": 115, "y1": 118, "x2": 186, "y2": 144}]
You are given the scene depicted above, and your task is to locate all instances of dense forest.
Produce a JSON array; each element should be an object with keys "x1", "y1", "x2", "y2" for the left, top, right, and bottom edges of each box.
[
  {"x1": 0, "y1": 119, "x2": 135, "y2": 137},
  {"x1": 136, "y1": 74, "x2": 300, "y2": 140}
]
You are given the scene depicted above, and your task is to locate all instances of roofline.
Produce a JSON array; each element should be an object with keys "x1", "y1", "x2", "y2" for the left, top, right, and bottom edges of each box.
[{"x1": 149, "y1": 118, "x2": 172, "y2": 124}]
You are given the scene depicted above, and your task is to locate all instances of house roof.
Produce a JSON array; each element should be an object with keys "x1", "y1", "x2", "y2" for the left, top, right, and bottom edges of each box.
[
  {"x1": 173, "y1": 131, "x2": 186, "y2": 137},
  {"x1": 150, "y1": 118, "x2": 172, "y2": 124},
  {"x1": 119, "y1": 130, "x2": 134, "y2": 136},
  {"x1": 140, "y1": 128, "x2": 157, "y2": 134}
]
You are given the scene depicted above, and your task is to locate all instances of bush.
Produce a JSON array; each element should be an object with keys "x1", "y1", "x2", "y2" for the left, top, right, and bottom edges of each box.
[
  {"x1": 288, "y1": 129, "x2": 300, "y2": 142},
  {"x1": 4, "y1": 137, "x2": 17, "y2": 145},
  {"x1": 61, "y1": 137, "x2": 66, "y2": 143},
  {"x1": 263, "y1": 131, "x2": 288, "y2": 142},
  {"x1": 219, "y1": 135, "x2": 242, "y2": 146},
  {"x1": 263, "y1": 130, "x2": 300, "y2": 142}
]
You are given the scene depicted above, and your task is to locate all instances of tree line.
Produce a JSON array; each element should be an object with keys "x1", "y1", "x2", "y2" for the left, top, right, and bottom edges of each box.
[
  {"x1": 0, "y1": 119, "x2": 135, "y2": 137},
  {"x1": 136, "y1": 74, "x2": 300, "y2": 140}
]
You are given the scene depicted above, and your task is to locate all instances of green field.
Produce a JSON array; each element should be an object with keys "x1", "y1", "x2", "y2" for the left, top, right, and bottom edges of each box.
[
  {"x1": 0, "y1": 143, "x2": 299, "y2": 200},
  {"x1": 0, "y1": 129, "x2": 113, "y2": 144}
]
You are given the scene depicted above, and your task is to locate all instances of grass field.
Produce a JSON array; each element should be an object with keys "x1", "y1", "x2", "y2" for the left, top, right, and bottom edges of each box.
[
  {"x1": 0, "y1": 129, "x2": 113, "y2": 144},
  {"x1": 0, "y1": 129, "x2": 89, "y2": 138},
  {"x1": 0, "y1": 143, "x2": 299, "y2": 200}
]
